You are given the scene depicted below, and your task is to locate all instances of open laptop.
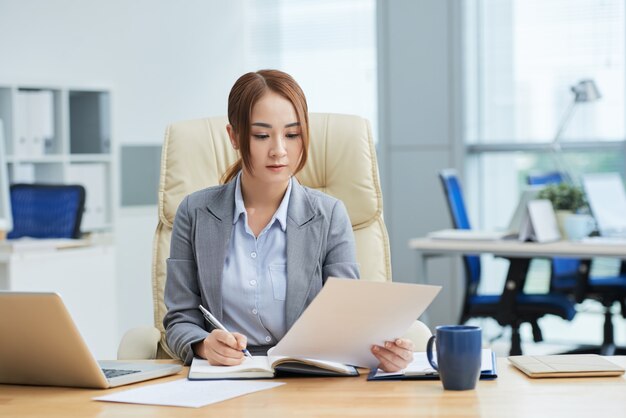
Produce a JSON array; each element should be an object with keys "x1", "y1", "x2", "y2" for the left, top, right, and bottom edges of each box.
[
  {"x1": 429, "y1": 186, "x2": 543, "y2": 241},
  {"x1": 582, "y1": 173, "x2": 626, "y2": 240},
  {"x1": 0, "y1": 292, "x2": 182, "y2": 388}
]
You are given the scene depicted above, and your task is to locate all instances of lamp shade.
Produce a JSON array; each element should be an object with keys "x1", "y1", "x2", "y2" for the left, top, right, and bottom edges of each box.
[{"x1": 571, "y1": 79, "x2": 601, "y2": 102}]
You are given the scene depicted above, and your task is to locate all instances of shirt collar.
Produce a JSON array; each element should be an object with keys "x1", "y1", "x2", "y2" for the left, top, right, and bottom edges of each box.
[{"x1": 233, "y1": 172, "x2": 292, "y2": 232}]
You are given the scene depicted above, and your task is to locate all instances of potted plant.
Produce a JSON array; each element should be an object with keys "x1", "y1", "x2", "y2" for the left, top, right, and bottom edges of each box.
[
  {"x1": 537, "y1": 183, "x2": 588, "y2": 237},
  {"x1": 536, "y1": 183, "x2": 587, "y2": 212}
]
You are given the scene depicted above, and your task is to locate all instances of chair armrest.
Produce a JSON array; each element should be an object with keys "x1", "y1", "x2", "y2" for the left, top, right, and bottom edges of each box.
[
  {"x1": 402, "y1": 320, "x2": 432, "y2": 352},
  {"x1": 117, "y1": 326, "x2": 161, "y2": 360}
]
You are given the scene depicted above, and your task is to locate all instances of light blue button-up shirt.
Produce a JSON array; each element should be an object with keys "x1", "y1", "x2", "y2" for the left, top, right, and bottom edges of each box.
[{"x1": 221, "y1": 173, "x2": 292, "y2": 346}]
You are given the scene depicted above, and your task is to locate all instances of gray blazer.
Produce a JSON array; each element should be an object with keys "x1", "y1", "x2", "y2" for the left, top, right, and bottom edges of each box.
[{"x1": 163, "y1": 178, "x2": 360, "y2": 364}]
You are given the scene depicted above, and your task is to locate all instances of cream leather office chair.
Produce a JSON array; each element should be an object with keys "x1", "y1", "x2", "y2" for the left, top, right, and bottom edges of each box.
[{"x1": 118, "y1": 113, "x2": 431, "y2": 360}]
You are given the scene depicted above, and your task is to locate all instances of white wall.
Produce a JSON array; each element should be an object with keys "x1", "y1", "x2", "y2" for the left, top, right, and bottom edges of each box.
[
  {"x1": 377, "y1": 0, "x2": 465, "y2": 327},
  {"x1": 0, "y1": 0, "x2": 248, "y2": 137},
  {"x1": 1, "y1": 0, "x2": 468, "y2": 352},
  {"x1": 0, "y1": 0, "x2": 249, "y2": 352}
]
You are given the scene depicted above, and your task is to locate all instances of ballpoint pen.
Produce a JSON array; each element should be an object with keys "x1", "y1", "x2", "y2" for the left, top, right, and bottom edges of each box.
[{"x1": 198, "y1": 304, "x2": 253, "y2": 358}]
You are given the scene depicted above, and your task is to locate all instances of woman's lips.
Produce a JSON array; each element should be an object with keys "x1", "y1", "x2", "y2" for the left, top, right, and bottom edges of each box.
[{"x1": 267, "y1": 164, "x2": 286, "y2": 172}]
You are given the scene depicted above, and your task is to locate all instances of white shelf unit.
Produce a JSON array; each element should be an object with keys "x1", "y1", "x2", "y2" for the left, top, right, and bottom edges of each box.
[{"x1": 0, "y1": 85, "x2": 114, "y2": 233}]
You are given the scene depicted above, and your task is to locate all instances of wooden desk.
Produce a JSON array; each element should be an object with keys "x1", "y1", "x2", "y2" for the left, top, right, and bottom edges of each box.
[{"x1": 2, "y1": 358, "x2": 626, "y2": 417}]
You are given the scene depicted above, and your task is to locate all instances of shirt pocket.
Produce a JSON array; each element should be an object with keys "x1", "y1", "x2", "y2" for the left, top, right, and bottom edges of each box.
[{"x1": 269, "y1": 264, "x2": 287, "y2": 301}]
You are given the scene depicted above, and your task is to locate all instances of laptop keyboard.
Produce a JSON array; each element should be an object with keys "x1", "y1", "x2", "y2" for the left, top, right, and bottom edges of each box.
[{"x1": 102, "y1": 368, "x2": 142, "y2": 379}]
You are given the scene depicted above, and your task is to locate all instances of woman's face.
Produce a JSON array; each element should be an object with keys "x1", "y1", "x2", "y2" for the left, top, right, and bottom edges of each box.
[{"x1": 243, "y1": 91, "x2": 303, "y2": 185}]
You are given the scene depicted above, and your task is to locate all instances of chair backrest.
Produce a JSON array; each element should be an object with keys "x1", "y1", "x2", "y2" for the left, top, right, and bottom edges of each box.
[
  {"x1": 527, "y1": 171, "x2": 564, "y2": 186},
  {"x1": 525, "y1": 172, "x2": 580, "y2": 281},
  {"x1": 152, "y1": 113, "x2": 392, "y2": 357},
  {"x1": 7, "y1": 184, "x2": 85, "y2": 239},
  {"x1": 438, "y1": 169, "x2": 481, "y2": 292}
]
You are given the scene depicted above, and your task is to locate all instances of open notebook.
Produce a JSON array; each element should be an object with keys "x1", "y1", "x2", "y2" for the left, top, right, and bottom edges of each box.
[
  {"x1": 189, "y1": 351, "x2": 358, "y2": 380},
  {"x1": 508, "y1": 354, "x2": 624, "y2": 378}
]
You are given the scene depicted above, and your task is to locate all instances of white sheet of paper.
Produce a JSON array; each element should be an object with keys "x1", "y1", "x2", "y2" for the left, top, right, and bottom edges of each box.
[
  {"x1": 428, "y1": 229, "x2": 509, "y2": 241},
  {"x1": 271, "y1": 278, "x2": 441, "y2": 369},
  {"x1": 583, "y1": 173, "x2": 626, "y2": 236},
  {"x1": 93, "y1": 379, "x2": 284, "y2": 408},
  {"x1": 527, "y1": 199, "x2": 561, "y2": 243}
]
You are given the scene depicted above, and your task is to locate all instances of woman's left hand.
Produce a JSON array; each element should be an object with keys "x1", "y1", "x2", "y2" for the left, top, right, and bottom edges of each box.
[{"x1": 371, "y1": 338, "x2": 414, "y2": 372}]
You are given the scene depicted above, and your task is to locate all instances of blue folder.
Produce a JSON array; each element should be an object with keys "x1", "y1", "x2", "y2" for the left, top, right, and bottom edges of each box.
[{"x1": 367, "y1": 351, "x2": 498, "y2": 381}]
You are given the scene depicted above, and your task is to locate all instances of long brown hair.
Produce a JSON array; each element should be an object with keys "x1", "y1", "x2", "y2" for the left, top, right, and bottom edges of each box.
[{"x1": 221, "y1": 69, "x2": 309, "y2": 184}]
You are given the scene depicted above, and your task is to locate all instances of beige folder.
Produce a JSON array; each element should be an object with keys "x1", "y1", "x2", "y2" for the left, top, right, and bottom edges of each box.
[{"x1": 508, "y1": 354, "x2": 625, "y2": 378}]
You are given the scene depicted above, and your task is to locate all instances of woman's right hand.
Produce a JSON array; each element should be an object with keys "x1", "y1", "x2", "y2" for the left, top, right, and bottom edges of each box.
[{"x1": 192, "y1": 329, "x2": 248, "y2": 366}]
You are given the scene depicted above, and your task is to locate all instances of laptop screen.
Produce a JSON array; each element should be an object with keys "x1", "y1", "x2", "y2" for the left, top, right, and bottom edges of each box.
[{"x1": 582, "y1": 173, "x2": 626, "y2": 237}]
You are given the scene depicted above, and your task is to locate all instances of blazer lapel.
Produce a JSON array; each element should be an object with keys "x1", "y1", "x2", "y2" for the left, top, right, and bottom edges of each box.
[
  {"x1": 285, "y1": 180, "x2": 323, "y2": 328},
  {"x1": 196, "y1": 182, "x2": 236, "y2": 323}
]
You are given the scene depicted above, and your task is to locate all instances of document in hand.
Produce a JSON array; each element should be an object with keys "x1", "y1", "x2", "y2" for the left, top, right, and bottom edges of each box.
[
  {"x1": 367, "y1": 349, "x2": 497, "y2": 381},
  {"x1": 189, "y1": 351, "x2": 358, "y2": 380},
  {"x1": 271, "y1": 278, "x2": 441, "y2": 369}
]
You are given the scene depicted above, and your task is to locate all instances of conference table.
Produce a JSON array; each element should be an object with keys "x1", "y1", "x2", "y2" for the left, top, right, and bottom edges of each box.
[
  {"x1": 409, "y1": 237, "x2": 626, "y2": 260},
  {"x1": 2, "y1": 358, "x2": 626, "y2": 417},
  {"x1": 409, "y1": 237, "x2": 626, "y2": 354},
  {"x1": 409, "y1": 237, "x2": 626, "y2": 300}
]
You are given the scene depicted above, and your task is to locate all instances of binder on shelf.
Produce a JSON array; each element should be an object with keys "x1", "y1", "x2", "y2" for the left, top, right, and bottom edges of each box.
[
  {"x1": 34, "y1": 90, "x2": 55, "y2": 155},
  {"x1": 15, "y1": 91, "x2": 30, "y2": 156},
  {"x1": 15, "y1": 90, "x2": 54, "y2": 157},
  {"x1": 66, "y1": 163, "x2": 108, "y2": 231}
]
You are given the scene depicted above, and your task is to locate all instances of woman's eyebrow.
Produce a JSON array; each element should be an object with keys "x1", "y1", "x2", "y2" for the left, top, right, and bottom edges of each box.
[{"x1": 251, "y1": 122, "x2": 300, "y2": 128}]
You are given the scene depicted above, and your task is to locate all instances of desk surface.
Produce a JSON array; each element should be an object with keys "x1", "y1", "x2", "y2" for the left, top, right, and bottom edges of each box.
[
  {"x1": 409, "y1": 237, "x2": 626, "y2": 259},
  {"x1": 2, "y1": 357, "x2": 626, "y2": 417}
]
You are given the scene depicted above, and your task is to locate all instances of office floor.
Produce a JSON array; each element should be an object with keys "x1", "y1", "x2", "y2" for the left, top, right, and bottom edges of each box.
[
  {"x1": 472, "y1": 303, "x2": 626, "y2": 356},
  {"x1": 474, "y1": 255, "x2": 626, "y2": 356}
]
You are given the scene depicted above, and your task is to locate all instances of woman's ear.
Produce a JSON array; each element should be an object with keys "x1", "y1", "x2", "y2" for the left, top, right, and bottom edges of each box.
[{"x1": 226, "y1": 124, "x2": 239, "y2": 150}]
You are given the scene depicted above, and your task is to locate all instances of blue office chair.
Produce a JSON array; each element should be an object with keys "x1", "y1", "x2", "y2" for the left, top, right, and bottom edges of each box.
[
  {"x1": 527, "y1": 172, "x2": 626, "y2": 355},
  {"x1": 439, "y1": 169, "x2": 576, "y2": 355},
  {"x1": 7, "y1": 184, "x2": 86, "y2": 239},
  {"x1": 526, "y1": 171, "x2": 564, "y2": 186}
]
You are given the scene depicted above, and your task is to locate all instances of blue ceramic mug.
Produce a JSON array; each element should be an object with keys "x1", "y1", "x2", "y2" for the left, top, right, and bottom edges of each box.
[{"x1": 426, "y1": 325, "x2": 482, "y2": 390}]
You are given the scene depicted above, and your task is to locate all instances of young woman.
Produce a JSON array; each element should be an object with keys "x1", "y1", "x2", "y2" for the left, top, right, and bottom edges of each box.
[{"x1": 163, "y1": 70, "x2": 414, "y2": 372}]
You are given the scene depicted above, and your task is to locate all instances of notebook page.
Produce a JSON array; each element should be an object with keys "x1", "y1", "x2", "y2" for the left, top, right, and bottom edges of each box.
[{"x1": 190, "y1": 356, "x2": 272, "y2": 374}]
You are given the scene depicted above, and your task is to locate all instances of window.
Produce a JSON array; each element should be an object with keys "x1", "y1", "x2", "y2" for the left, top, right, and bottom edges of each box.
[
  {"x1": 464, "y1": 0, "x2": 626, "y2": 347},
  {"x1": 244, "y1": 0, "x2": 378, "y2": 140},
  {"x1": 467, "y1": 0, "x2": 625, "y2": 144},
  {"x1": 465, "y1": 0, "x2": 626, "y2": 231}
]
